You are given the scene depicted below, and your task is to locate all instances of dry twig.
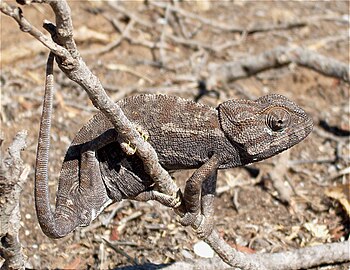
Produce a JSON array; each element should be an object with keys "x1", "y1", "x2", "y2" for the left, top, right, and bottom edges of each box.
[{"x1": 150, "y1": 1, "x2": 324, "y2": 34}]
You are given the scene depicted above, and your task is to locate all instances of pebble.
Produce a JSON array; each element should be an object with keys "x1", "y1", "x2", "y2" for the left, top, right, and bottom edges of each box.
[{"x1": 193, "y1": 241, "x2": 214, "y2": 258}]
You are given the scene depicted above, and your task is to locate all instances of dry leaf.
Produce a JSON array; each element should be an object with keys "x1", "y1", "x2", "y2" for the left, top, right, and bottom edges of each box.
[
  {"x1": 325, "y1": 183, "x2": 350, "y2": 217},
  {"x1": 231, "y1": 244, "x2": 256, "y2": 254},
  {"x1": 304, "y1": 222, "x2": 330, "y2": 240}
]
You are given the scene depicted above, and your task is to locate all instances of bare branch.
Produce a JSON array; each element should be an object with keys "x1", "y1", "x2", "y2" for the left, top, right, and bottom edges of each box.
[
  {"x1": 108, "y1": 1, "x2": 154, "y2": 29},
  {"x1": 205, "y1": 230, "x2": 267, "y2": 270},
  {"x1": 120, "y1": 240, "x2": 350, "y2": 270},
  {"x1": 253, "y1": 240, "x2": 350, "y2": 270},
  {"x1": 207, "y1": 46, "x2": 350, "y2": 88},
  {"x1": 0, "y1": 1, "x2": 73, "y2": 64},
  {"x1": 0, "y1": 131, "x2": 29, "y2": 269}
]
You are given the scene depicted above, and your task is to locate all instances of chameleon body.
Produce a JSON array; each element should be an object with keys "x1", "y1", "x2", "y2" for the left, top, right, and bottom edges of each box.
[{"x1": 36, "y1": 87, "x2": 313, "y2": 238}]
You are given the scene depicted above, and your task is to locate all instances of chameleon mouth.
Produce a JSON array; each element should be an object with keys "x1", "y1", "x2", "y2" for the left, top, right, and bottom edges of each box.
[{"x1": 270, "y1": 116, "x2": 313, "y2": 151}]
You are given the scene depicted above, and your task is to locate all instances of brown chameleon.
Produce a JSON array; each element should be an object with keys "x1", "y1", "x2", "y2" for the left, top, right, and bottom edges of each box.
[{"x1": 35, "y1": 81, "x2": 313, "y2": 238}]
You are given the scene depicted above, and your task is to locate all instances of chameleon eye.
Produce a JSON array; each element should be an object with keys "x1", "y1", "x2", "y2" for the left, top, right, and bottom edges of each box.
[{"x1": 266, "y1": 108, "x2": 290, "y2": 132}]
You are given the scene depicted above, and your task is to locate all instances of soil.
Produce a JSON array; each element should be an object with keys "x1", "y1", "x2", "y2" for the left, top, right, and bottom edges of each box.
[{"x1": 1, "y1": 1, "x2": 349, "y2": 269}]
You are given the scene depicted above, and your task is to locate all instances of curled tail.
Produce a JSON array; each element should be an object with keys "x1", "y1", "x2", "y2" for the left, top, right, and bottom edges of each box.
[{"x1": 35, "y1": 53, "x2": 78, "y2": 238}]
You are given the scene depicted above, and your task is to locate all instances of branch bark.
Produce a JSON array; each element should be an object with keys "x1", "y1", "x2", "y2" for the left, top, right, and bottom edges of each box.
[
  {"x1": 0, "y1": 131, "x2": 29, "y2": 270},
  {"x1": 116, "y1": 239, "x2": 350, "y2": 269}
]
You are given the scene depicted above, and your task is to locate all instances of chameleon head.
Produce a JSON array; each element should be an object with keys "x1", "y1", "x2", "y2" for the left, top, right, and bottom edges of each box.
[{"x1": 218, "y1": 94, "x2": 313, "y2": 164}]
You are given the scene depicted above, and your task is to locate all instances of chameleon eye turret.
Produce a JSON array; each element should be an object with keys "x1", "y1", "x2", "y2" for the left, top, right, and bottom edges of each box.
[{"x1": 266, "y1": 107, "x2": 291, "y2": 132}]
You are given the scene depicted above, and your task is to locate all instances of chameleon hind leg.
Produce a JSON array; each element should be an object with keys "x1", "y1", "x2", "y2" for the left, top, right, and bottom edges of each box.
[{"x1": 76, "y1": 150, "x2": 111, "y2": 225}]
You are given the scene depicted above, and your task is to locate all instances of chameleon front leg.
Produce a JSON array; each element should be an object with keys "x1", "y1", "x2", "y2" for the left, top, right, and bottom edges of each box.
[
  {"x1": 195, "y1": 171, "x2": 217, "y2": 238},
  {"x1": 180, "y1": 154, "x2": 220, "y2": 238}
]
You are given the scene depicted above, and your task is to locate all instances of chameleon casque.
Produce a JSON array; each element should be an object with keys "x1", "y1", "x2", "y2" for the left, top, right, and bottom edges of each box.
[{"x1": 35, "y1": 77, "x2": 313, "y2": 238}]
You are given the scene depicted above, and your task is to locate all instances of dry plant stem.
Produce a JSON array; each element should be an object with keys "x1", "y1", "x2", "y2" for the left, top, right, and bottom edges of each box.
[
  {"x1": 268, "y1": 151, "x2": 293, "y2": 204},
  {"x1": 0, "y1": 131, "x2": 29, "y2": 270},
  {"x1": 251, "y1": 240, "x2": 350, "y2": 270},
  {"x1": 108, "y1": 1, "x2": 153, "y2": 28},
  {"x1": 205, "y1": 230, "x2": 266, "y2": 270},
  {"x1": 208, "y1": 46, "x2": 350, "y2": 87},
  {"x1": 126, "y1": 240, "x2": 350, "y2": 270},
  {"x1": 0, "y1": 1, "x2": 72, "y2": 62}
]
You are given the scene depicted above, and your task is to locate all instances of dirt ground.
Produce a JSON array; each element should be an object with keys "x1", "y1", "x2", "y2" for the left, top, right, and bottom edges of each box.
[{"x1": 1, "y1": 1, "x2": 349, "y2": 269}]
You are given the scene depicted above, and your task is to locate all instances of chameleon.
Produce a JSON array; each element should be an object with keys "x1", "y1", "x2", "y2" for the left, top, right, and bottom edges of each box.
[{"x1": 35, "y1": 70, "x2": 313, "y2": 239}]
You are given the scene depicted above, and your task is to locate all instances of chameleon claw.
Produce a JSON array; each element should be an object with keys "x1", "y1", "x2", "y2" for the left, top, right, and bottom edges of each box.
[
  {"x1": 136, "y1": 126, "x2": 149, "y2": 141},
  {"x1": 170, "y1": 190, "x2": 182, "y2": 208},
  {"x1": 121, "y1": 141, "x2": 137, "y2": 155},
  {"x1": 193, "y1": 215, "x2": 214, "y2": 239},
  {"x1": 120, "y1": 125, "x2": 149, "y2": 155}
]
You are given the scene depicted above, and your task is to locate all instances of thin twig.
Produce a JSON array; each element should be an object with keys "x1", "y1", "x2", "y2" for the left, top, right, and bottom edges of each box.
[
  {"x1": 150, "y1": 1, "x2": 311, "y2": 34},
  {"x1": 0, "y1": 1, "x2": 73, "y2": 63}
]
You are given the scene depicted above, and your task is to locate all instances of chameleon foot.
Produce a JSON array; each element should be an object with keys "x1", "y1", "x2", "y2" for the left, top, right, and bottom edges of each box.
[
  {"x1": 179, "y1": 212, "x2": 198, "y2": 227},
  {"x1": 180, "y1": 213, "x2": 214, "y2": 239},
  {"x1": 193, "y1": 215, "x2": 214, "y2": 239},
  {"x1": 136, "y1": 126, "x2": 149, "y2": 141},
  {"x1": 120, "y1": 125, "x2": 149, "y2": 155},
  {"x1": 120, "y1": 141, "x2": 137, "y2": 155}
]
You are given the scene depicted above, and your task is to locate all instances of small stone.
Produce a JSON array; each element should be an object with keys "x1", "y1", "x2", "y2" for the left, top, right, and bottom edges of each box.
[{"x1": 193, "y1": 240, "x2": 214, "y2": 258}]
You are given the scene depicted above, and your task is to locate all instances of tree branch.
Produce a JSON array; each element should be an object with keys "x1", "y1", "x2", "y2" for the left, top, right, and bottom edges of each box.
[
  {"x1": 0, "y1": 131, "x2": 29, "y2": 269},
  {"x1": 207, "y1": 46, "x2": 349, "y2": 88}
]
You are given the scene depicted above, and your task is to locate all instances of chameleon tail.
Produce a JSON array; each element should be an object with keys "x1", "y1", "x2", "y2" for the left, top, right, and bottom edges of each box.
[{"x1": 35, "y1": 53, "x2": 78, "y2": 238}]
